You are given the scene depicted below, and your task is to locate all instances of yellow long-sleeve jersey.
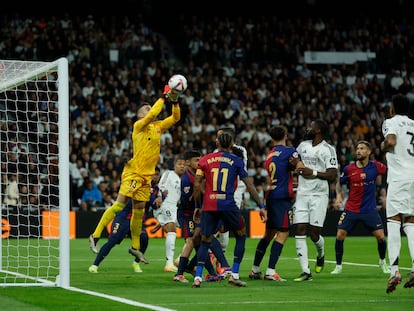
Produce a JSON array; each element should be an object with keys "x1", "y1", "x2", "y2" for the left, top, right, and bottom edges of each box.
[{"x1": 122, "y1": 98, "x2": 180, "y2": 179}]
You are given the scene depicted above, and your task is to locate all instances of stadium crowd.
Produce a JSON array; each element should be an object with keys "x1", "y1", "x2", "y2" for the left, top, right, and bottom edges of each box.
[{"x1": 1, "y1": 13, "x2": 414, "y2": 211}]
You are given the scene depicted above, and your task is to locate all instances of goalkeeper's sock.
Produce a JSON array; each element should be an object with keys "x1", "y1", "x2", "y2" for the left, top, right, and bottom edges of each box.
[
  {"x1": 92, "y1": 201, "x2": 125, "y2": 238},
  {"x1": 130, "y1": 208, "x2": 145, "y2": 250}
]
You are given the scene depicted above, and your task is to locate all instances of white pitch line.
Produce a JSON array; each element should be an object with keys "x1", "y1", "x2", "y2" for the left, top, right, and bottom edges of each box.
[{"x1": 66, "y1": 286, "x2": 177, "y2": 311}]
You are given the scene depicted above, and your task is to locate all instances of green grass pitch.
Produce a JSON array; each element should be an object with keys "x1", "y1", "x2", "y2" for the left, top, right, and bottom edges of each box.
[{"x1": 1, "y1": 236, "x2": 413, "y2": 311}]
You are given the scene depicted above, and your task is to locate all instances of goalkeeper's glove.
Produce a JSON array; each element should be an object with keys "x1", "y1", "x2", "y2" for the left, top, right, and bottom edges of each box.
[{"x1": 163, "y1": 84, "x2": 180, "y2": 102}]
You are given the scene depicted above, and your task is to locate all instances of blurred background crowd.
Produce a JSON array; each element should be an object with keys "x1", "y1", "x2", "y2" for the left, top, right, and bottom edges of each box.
[{"x1": 1, "y1": 4, "x2": 414, "y2": 212}]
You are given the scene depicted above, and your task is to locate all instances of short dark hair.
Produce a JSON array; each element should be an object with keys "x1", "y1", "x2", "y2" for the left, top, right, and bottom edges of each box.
[
  {"x1": 357, "y1": 140, "x2": 371, "y2": 149},
  {"x1": 392, "y1": 93, "x2": 410, "y2": 115},
  {"x1": 217, "y1": 131, "x2": 233, "y2": 149},
  {"x1": 218, "y1": 127, "x2": 235, "y2": 138},
  {"x1": 269, "y1": 125, "x2": 286, "y2": 141},
  {"x1": 137, "y1": 102, "x2": 151, "y2": 112},
  {"x1": 175, "y1": 153, "x2": 186, "y2": 162},
  {"x1": 314, "y1": 119, "x2": 328, "y2": 134},
  {"x1": 184, "y1": 150, "x2": 201, "y2": 160}
]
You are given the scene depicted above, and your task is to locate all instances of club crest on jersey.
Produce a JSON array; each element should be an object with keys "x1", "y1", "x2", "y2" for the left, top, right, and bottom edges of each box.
[{"x1": 183, "y1": 186, "x2": 191, "y2": 194}]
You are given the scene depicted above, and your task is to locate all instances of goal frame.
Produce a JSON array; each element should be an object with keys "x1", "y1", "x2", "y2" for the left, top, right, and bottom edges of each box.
[{"x1": 0, "y1": 57, "x2": 70, "y2": 287}]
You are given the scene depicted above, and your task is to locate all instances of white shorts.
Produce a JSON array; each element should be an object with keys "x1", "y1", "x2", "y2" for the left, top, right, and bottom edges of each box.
[
  {"x1": 293, "y1": 194, "x2": 329, "y2": 228},
  {"x1": 153, "y1": 204, "x2": 178, "y2": 226},
  {"x1": 234, "y1": 191, "x2": 243, "y2": 209},
  {"x1": 386, "y1": 180, "x2": 414, "y2": 218}
]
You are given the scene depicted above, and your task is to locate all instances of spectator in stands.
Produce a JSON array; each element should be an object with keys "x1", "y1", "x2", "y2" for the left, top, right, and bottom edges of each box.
[
  {"x1": 79, "y1": 179, "x2": 103, "y2": 212},
  {"x1": 2, "y1": 13, "x2": 412, "y2": 221},
  {"x1": 3, "y1": 174, "x2": 19, "y2": 208}
]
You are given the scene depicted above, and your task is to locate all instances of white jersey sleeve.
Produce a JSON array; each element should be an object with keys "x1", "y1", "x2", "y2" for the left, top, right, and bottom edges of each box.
[
  {"x1": 233, "y1": 144, "x2": 248, "y2": 208},
  {"x1": 384, "y1": 115, "x2": 414, "y2": 182},
  {"x1": 159, "y1": 170, "x2": 182, "y2": 208},
  {"x1": 297, "y1": 140, "x2": 338, "y2": 195}
]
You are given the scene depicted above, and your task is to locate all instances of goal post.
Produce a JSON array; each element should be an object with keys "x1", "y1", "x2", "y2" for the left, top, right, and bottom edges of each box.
[{"x1": 0, "y1": 57, "x2": 70, "y2": 287}]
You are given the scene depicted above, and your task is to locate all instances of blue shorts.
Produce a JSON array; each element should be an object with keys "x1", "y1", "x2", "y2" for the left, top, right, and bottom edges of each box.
[
  {"x1": 265, "y1": 198, "x2": 293, "y2": 230},
  {"x1": 200, "y1": 210, "x2": 245, "y2": 237},
  {"x1": 337, "y1": 210, "x2": 384, "y2": 233},
  {"x1": 177, "y1": 210, "x2": 199, "y2": 239},
  {"x1": 109, "y1": 216, "x2": 130, "y2": 244}
]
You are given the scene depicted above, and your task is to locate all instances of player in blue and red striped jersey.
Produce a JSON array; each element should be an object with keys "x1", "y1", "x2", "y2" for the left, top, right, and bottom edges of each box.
[
  {"x1": 249, "y1": 125, "x2": 304, "y2": 282},
  {"x1": 174, "y1": 150, "x2": 231, "y2": 283},
  {"x1": 191, "y1": 131, "x2": 267, "y2": 288},
  {"x1": 330, "y1": 140, "x2": 390, "y2": 275}
]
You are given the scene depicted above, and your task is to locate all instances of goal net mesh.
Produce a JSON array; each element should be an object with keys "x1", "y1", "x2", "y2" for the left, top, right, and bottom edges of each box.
[{"x1": 0, "y1": 58, "x2": 70, "y2": 287}]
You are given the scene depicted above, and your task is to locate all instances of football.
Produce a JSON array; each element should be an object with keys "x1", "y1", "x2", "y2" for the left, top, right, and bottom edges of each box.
[{"x1": 168, "y1": 74, "x2": 187, "y2": 93}]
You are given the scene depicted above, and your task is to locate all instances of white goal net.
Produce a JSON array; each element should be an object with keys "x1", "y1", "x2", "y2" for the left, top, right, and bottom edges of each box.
[{"x1": 0, "y1": 57, "x2": 70, "y2": 287}]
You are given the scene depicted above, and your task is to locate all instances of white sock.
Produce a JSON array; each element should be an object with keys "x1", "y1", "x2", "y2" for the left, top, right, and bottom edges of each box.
[
  {"x1": 403, "y1": 222, "x2": 414, "y2": 271},
  {"x1": 231, "y1": 273, "x2": 240, "y2": 280},
  {"x1": 218, "y1": 231, "x2": 229, "y2": 253},
  {"x1": 165, "y1": 232, "x2": 176, "y2": 265},
  {"x1": 295, "y1": 235, "x2": 310, "y2": 274},
  {"x1": 387, "y1": 220, "x2": 401, "y2": 275},
  {"x1": 314, "y1": 235, "x2": 325, "y2": 258}
]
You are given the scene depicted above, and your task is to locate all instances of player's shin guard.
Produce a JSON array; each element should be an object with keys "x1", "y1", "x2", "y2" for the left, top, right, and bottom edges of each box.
[
  {"x1": 130, "y1": 208, "x2": 145, "y2": 250},
  {"x1": 378, "y1": 239, "x2": 387, "y2": 261},
  {"x1": 233, "y1": 234, "x2": 246, "y2": 265},
  {"x1": 314, "y1": 235, "x2": 325, "y2": 258},
  {"x1": 403, "y1": 222, "x2": 414, "y2": 270},
  {"x1": 335, "y1": 239, "x2": 344, "y2": 265},
  {"x1": 210, "y1": 237, "x2": 230, "y2": 267},
  {"x1": 269, "y1": 240, "x2": 283, "y2": 268},
  {"x1": 140, "y1": 231, "x2": 149, "y2": 253},
  {"x1": 218, "y1": 230, "x2": 230, "y2": 253},
  {"x1": 295, "y1": 235, "x2": 310, "y2": 273},
  {"x1": 387, "y1": 219, "x2": 402, "y2": 274},
  {"x1": 166, "y1": 232, "x2": 177, "y2": 265}
]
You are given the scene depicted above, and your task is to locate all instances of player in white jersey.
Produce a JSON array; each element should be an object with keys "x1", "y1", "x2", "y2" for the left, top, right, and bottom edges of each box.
[
  {"x1": 293, "y1": 119, "x2": 338, "y2": 281},
  {"x1": 153, "y1": 154, "x2": 186, "y2": 272},
  {"x1": 381, "y1": 93, "x2": 414, "y2": 293}
]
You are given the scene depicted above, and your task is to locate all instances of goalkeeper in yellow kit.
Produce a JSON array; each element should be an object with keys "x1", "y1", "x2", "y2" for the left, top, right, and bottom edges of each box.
[{"x1": 88, "y1": 83, "x2": 181, "y2": 264}]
